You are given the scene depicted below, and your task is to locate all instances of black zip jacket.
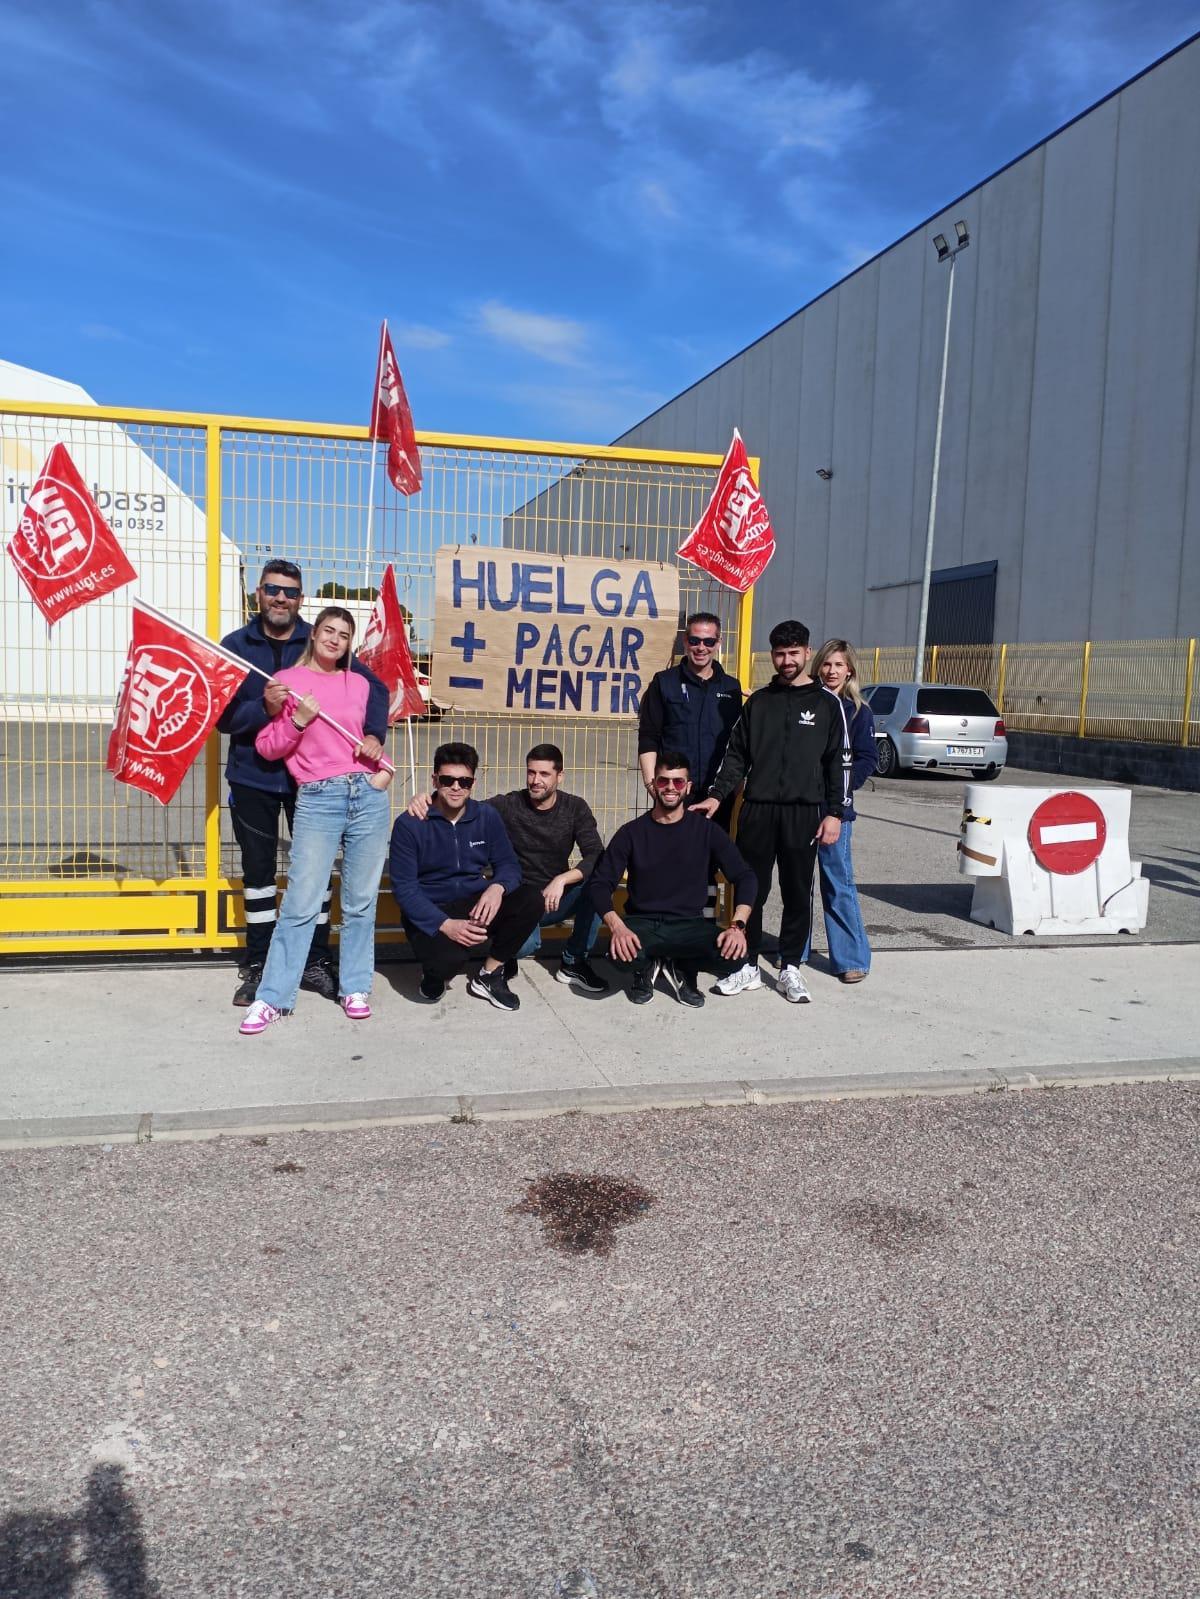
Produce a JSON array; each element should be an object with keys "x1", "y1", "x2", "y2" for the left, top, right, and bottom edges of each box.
[{"x1": 708, "y1": 677, "x2": 845, "y2": 816}]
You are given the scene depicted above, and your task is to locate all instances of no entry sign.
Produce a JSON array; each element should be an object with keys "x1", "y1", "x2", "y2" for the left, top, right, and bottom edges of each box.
[{"x1": 1027, "y1": 791, "x2": 1107, "y2": 875}]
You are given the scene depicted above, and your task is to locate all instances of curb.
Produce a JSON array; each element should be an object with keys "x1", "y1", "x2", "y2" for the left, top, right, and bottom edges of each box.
[{"x1": 2, "y1": 1057, "x2": 1198, "y2": 1150}]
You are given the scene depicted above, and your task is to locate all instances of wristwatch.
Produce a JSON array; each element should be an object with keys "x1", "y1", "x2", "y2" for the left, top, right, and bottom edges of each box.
[{"x1": 730, "y1": 918, "x2": 747, "y2": 931}]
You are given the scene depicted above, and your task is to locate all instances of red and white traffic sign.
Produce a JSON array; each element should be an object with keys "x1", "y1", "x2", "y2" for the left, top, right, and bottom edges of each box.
[{"x1": 1027, "y1": 791, "x2": 1107, "y2": 875}]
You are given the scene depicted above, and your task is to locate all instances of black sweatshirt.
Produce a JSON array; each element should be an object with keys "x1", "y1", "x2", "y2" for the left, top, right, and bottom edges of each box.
[
  {"x1": 590, "y1": 810, "x2": 758, "y2": 921},
  {"x1": 709, "y1": 677, "x2": 845, "y2": 815},
  {"x1": 486, "y1": 789, "x2": 604, "y2": 890}
]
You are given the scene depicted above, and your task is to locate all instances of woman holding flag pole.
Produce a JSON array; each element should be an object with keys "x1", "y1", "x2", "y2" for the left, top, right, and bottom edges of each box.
[{"x1": 239, "y1": 607, "x2": 394, "y2": 1036}]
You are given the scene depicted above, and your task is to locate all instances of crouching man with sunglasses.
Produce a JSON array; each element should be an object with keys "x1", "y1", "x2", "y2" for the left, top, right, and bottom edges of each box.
[
  {"x1": 588, "y1": 752, "x2": 758, "y2": 1007},
  {"x1": 388, "y1": 742, "x2": 544, "y2": 1011}
]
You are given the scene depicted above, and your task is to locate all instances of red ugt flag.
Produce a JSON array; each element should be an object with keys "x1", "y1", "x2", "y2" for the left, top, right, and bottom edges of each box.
[
  {"x1": 677, "y1": 429, "x2": 775, "y2": 595},
  {"x1": 368, "y1": 321, "x2": 422, "y2": 495},
  {"x1": 6, "y1": 442, "x2": 137, "y2": 625},
  {"x1": 356, "y1": 563, "x2": 425, "y2": 722},
  {"x1": 107, "y1": 599, "x2": 249, "y2": 805}
]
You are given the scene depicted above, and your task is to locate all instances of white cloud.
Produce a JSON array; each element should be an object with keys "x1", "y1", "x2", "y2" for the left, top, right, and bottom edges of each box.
[
  {"x1": 1007, "y1": 1, "x2": 1191, "y2": 118},
  {"x1": 477, "y1": 300, "x2": 590, "y2": 365},
  {"x1": 393, "y1": 322, "x2": 453, "y2": 350},
  {"x1": 80, "y1": 322, "x2": 128, "y2": 342}
]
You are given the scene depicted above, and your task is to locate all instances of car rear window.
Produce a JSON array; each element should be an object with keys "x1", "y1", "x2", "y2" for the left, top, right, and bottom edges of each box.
[
  {"x1": 868, "y1": 686, "x2": 899, "y2": 714},
  {"x1": 916, "y1": 688, "x2": 999, "y2": 717}
]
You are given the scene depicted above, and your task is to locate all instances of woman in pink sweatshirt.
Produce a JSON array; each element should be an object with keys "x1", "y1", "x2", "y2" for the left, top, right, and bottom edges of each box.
[{"x1": 239, "y1": 608, "x2": 393, "y2": 1035}]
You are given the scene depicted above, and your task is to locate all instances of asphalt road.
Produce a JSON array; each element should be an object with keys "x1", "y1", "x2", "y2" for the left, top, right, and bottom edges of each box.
[{"x1": 2, "y1": 1083, "x2": 1197, "y2": 1597}]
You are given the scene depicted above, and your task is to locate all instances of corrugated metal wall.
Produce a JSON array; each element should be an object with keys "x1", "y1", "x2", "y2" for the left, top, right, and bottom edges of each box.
[{"x1": 615, "y1": 37, "x2": 1200, "y2": 651}]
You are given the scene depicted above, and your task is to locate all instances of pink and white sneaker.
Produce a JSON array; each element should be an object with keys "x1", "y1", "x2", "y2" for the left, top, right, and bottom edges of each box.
[
  {"x1": 239, "y1": 1000, "x2": 282, "y2": 1036},
  {"x1": 341, "y1": 993, "x2": 372, "y2": 1020}
]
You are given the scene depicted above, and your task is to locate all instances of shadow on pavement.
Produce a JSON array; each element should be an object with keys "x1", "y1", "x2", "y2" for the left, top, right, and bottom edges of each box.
[{"x1": 0, "y1": 1464, "x2": 159, "y2": 1598}]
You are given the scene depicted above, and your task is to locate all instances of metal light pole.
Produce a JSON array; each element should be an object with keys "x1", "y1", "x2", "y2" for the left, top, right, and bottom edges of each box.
[{"x1": 913, "y1": 220, "x2": 969, "y2": 683}]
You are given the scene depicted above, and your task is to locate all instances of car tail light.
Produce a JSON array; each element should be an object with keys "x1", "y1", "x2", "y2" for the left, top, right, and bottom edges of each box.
[
  {"x1": 994, "y1": 719, "x2": 1006, "y2": 737},
  {"x1": 901, "y1": 717, "x2": 930, "y2": 734}
]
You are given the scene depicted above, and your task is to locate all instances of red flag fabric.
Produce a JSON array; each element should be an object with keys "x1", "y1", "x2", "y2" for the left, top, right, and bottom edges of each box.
[
  {"x1": 106, "y1": 599, "x2": 249, "y2": 805},
  {"x1": 356, "y1": 563, "x2": 425, "y2": 722},
  {"x1": 677, "y1": 429, "x2": 775, "y2": 594},
  {"x1": 6, "y1": 442, "x2": 137, "y2": 625},
  {"x1": 368, "y1": 322, "x2": 422, "y2": 495}
]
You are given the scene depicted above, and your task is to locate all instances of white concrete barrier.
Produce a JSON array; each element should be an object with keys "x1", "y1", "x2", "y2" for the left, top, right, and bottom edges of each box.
[{"x1": 958, "y1": 785, "x2": 1149, "y2": 935}]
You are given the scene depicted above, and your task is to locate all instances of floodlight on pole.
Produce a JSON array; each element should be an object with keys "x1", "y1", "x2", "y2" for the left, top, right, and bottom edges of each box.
[{"x1": 913, "y1": 219, "x2": 971, "y2": 684}]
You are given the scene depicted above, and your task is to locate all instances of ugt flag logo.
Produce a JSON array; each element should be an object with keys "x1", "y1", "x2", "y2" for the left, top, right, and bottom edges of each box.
[
  {"x1": 677, "y1": 429, "x2": 775, "y2": 594},
  {"x1": 107, "y1": 600, "x2": 249, "y2": 804},
  {"x1": 356, "y1": 562, "x2": 425, "y2": 722},
  {"x1": 6, "y1": 442, "x2": 137, "y2": 624},
  {"x1": 368, "y1": 321, "x2": 422, "y2": 495}
]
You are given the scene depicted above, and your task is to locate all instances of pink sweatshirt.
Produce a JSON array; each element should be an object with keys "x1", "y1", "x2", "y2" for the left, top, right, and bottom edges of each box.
[{"x1": 254, "y1": 665, "x2": 382, "y2": 784}]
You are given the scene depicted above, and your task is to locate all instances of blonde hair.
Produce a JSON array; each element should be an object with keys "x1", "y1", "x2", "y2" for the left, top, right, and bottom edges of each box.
[
  {"x1": 298, "y1": 606, "x2": 356, "y2": 671},
  {"x1": 809, "y1": 638, "x2": 863, "y2": 711}
]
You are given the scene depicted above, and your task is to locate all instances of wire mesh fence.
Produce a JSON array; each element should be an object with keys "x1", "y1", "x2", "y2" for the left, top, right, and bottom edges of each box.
[
  {"x1": 752, "y1": 637, "x2": 1199, "y2": 746},
  {"x1": 1, "y1": 402, "x2": 736, "y2": 950}
]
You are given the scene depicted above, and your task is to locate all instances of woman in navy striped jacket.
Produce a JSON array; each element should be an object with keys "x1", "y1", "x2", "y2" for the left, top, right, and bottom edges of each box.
[{"x1": 804, "y1": 639, "x2": 877, "y2": 983}]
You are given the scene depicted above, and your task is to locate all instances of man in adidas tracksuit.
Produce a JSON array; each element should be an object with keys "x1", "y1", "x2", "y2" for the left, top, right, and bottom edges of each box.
[{"x1": 691, "y1": 619, "x2": 844, "y2": 1005}]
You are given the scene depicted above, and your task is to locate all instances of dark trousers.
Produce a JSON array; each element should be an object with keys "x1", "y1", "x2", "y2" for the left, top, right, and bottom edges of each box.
[
  {"x1": 402, "y1": 885, "x2": 545, "y2": 980},
  {"x1": 613, "y1": 914, "x2": 742, "y2": 983},
  {"x1": 229, "y1": 783, "x2": 332, "y2": 967},
  {"x1": 735, "y1": 800, "x2": 820, "y2": 969}
]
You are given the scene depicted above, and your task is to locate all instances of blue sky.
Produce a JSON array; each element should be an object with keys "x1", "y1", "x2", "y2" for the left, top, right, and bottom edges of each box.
[{"x1": 4, "y1": 0, "x2": 1197, "y2": 442}]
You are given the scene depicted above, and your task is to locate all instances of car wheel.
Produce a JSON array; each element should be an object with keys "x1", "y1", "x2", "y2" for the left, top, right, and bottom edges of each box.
[
  {"x1": 972, "y1": 765, "x2": 1000, "y2": 781},
  {"x1": 875, "y1": 737, "x2": 900, "y2": 778}
]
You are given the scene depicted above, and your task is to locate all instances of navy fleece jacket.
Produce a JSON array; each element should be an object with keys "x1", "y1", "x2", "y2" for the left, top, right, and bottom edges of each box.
[{"x1": 389, "y1": 800, "x2": 523, "y2": 936}]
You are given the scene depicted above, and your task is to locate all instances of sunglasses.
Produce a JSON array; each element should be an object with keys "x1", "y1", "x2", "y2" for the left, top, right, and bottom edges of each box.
[
  {"x1": 654, "y1": 776, "x2": 688, "y2": 790},
  {"x1": 261, "y1": 582, "x2": 301, "y2": 599},
  {"x1": 686, "y1": 635, "x2": 718, "y2": 648},
  {"x1": 436, "y1": 774, "x2": 475, "y2": 789}
]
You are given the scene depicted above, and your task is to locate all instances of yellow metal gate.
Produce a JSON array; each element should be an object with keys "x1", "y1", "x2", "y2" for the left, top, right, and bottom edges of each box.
[{"x1": 0, "y1": 399, "x2": 752, "y2": 953}]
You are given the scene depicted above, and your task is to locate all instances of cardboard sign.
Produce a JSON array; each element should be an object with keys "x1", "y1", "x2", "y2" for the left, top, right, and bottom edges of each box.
[{"x1": 432, "y1": 550, "x2": 679, "y2": 717}]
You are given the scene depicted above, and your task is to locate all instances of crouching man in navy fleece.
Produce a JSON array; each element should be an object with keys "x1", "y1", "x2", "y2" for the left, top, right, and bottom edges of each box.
[{"x1": 388, "y1": 742, "x2": 544, "y2": 1011}]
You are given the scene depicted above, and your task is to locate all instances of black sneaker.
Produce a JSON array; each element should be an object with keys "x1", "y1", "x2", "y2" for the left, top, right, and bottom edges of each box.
[
  {"x1": 657, "y1": 961, "x2": 683, "y2": 999},
  {"x1": 555, "y1": 958, "x2": 609, "y2": 994},
  {"x1": 300, "y1": 960, "x2": 338, "y2": 1001},
  {"x1": 468, "y1": 966, "x2": 520, "y2": 1012},
  {"x1": 628, "y1": 968, "x2": 654, "y2": 1005},
  {"x1": 659, "y1": 962, "x2": 704, "y2": 1007},
  {"x1": 503, "y1": 958, "x2": 519, "y2": 981},
  {"x1": 418, "y1": 973, "x2": 446, "y2": 1003},
  {"x1": 233, "y1": 964, "x2": 263, "y2": 1007}
]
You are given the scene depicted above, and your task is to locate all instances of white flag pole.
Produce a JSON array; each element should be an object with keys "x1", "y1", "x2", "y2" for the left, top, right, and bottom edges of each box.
[
  {"x1": 362, "y1": 320, "x2": 386, "y2": 589},
  {"x1": 133, "y1": 597, "x2": 396, "y2": 775},
  {"x1": 405, "y1": 714, "x2": 418, "y2": 796}
]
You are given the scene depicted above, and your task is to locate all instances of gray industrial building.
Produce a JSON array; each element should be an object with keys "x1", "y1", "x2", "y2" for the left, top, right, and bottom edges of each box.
[{"x1": 614, "y1": 33, "x2": 1200, "y2": 653}]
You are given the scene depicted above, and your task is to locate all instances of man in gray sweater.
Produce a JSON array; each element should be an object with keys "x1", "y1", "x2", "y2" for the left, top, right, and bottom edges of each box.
[{"x1": 404, "y1": 742, "x2": 608, "y2": 993}]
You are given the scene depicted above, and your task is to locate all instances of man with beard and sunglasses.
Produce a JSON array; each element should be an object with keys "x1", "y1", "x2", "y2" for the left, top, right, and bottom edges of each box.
[
  {"x1": 388, "y1": 742, "x2": 544, "y2": 1011},
  {"x1": 219, "y1": 559, "x2": 389, "y2": 1008},
  {"x1": 588, "y1": 752, "x2": 756, "y2": 1008}
]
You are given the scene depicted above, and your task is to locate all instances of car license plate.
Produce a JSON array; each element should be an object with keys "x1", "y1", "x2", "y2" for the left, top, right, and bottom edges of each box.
[{"x1": 947, "y1": 744, "x2": 985, "y2": 757}]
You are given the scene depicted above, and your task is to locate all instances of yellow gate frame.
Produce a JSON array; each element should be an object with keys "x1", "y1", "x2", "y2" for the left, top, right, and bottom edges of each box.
[{"x1": 0, "y1": 398, "x2": 755, "y2": 954}]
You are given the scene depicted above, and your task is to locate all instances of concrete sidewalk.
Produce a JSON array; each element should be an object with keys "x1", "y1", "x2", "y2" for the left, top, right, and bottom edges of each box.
[{"x1": 4, "y1": 942, "x2": 1197, "y2": 1144}]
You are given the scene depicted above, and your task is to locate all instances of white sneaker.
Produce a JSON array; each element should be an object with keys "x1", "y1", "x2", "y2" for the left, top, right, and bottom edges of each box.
[
  {"x1": 714, "y1": 962, "x2": 763, "y2": 997},
  {"x1": 779, "y1": 966, "x2": 811, "y2": 1004},
  {"x1": 239, "y1": 999, "x2": 282, "y2": 1035}
]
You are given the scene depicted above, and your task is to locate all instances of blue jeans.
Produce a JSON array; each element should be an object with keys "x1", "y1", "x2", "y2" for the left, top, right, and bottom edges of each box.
[
  {"x1": 515, "y1": 878, "x2": 601, "y2": 962},
  {"x1": 802, "y1": 818, "x2": 871, "y2": 975},
  {"x1": 257, "y1": 773, "x2": 391, "y2": 1009}
]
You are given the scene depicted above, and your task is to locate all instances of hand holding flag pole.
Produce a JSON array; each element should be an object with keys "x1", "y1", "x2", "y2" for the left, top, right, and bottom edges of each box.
[{"x1": 132, "y1": 598, "x2": 396, "y2": 775}]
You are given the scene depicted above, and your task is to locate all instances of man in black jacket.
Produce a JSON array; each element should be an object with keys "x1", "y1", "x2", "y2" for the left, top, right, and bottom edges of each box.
[
  {"x1": 691, "y1": 620, "x2": 843, "y2": 1005},
  {"x1": 637, "y1": 611, "x2": 743, "y2": 804},
  {"x1": 218, "y1": 559, "x2": 388, "y2": 1007}
]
